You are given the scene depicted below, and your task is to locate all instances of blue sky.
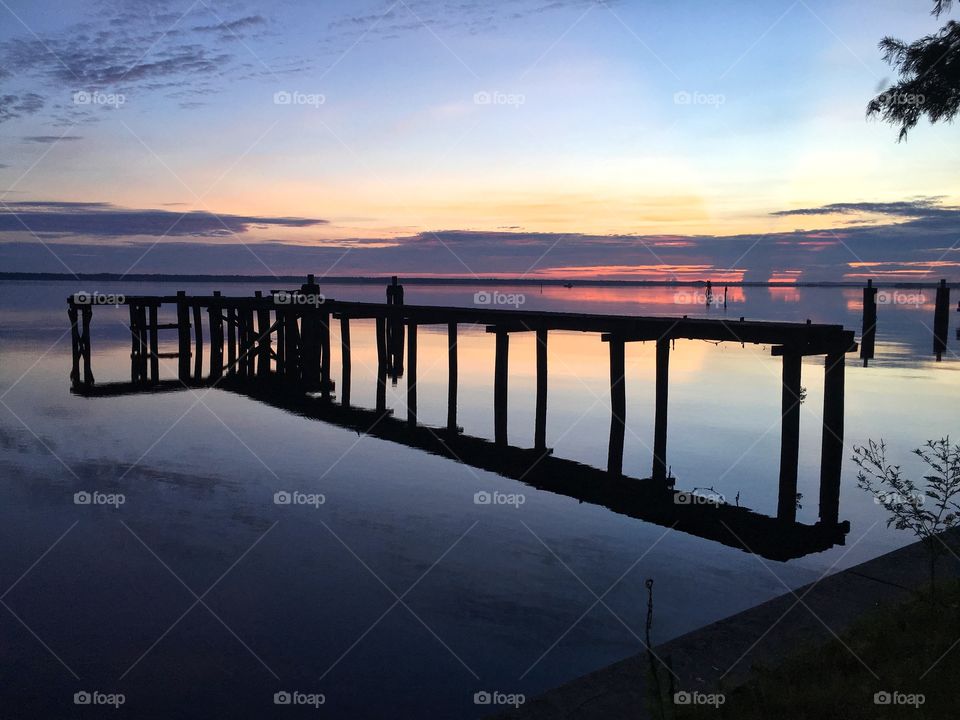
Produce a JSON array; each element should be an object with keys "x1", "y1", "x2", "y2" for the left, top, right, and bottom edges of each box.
[{"x1": 0, "y1": 0, "x2": 957, "y2": 280}]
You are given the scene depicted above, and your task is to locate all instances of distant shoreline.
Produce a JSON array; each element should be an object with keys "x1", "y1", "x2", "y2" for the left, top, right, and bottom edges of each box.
[{"x1": 0, "y1": 272, "x2": 954, "y2": 289}]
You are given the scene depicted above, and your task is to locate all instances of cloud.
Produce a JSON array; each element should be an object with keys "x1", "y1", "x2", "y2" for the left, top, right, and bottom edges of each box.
[
  {"x1": 770, "y1": 198, "x2": 951, "y2": 218},
  {"x1": 0, "y1": 201, "x2": 328, "y2": 237},
  {"x1": 192, "y1": 15, "x2": 266, "y2": 34},
  {"x1": 21, "y1": 135, "x2": 83, "y2": 143},
  {"x1": 0, "y1": 93, "x2": 46, "y2": 123}
]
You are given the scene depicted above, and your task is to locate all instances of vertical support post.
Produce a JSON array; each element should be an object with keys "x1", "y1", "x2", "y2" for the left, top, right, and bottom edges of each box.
[
  {"x1": 860, "y1": 279, "x2": 877, "y2": 366},
  {"x1": 934, "y1": 278, "x2": 950, "y2": 361},
  {"x1": 68, "y1": 302, "x2": 81, "y2": 387},
  {"x1": 652, "y1": 337, "x2": 670, "y2": 484},
  {"x1": 149, "y1": 304, "x2": 159, "y2": 383},
  {"x1": 299, "y1": 277, "x2": 321, "y2": 389},
  {"x1": 244, "y1": 307, "x2": 256, "y2": 378},
  {"x1": 176, "y1": 291, "x2": 190, "y2": 383},
  {"x1": 136, "y1": 304, "x2": 148, "y2": 383},
  {"x1": 227, "y1": 306, "x2": 237, "y2": 376},
  {"x1": 320, "y1": 310, "x2": 331, "y2": 396},
  {"x1": 209, "y1": 292, "x2": 223, "y2": 381},
  {"x1": 256, "y1": 291, "x2": 270, "y2": 378},
  {"x1": 283, "y1": 309, "x2": 299, "y2": 379},
  {"x1": 777, "y1": 352, "x2": 802, "y2": 522},
  {"x1": 607, "y1": 336, "x2": 625, "y2": 476},
  {"x1": 535, "y1": 328, "x2": 548, "y2": 450},
  {"x1": 276, "y1": 307, "x2": 286, "y2": 376},
  {"x1": 494, "y1": 329, "x2": 509, "y2": 446},
  {"x1": 129, "y1": 303, "x2": 140, "y2": 382},
  {"x1": 192, "y1": 302, "x2": 203, "y2": 382},
  {"x1": 407, "y1": 321, "x2": 418, "y2": 426},
  {"x1": 447, "y1": 322, "x2": 458, "y2": 433},
  {"x1": 818, "y1": 351, "x2": 846, "y2": 525},
  {"x1": 340, "y1": 315, "x2": 351, "y2": 407},
  {"x1": 80, "y1": 305, "x2": 93, "y2": 386},
  {"x1": 236, "y1": 307, "x2": 248, "y2": 379},
  {"x1": 375, "y1": 315, "x2": 387, "y2": 413}
]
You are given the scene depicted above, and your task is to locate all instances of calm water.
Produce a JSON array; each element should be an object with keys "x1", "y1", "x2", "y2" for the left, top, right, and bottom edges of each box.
[{"x1": 0, "y1": 280, "x2": 956, "y2": 718}]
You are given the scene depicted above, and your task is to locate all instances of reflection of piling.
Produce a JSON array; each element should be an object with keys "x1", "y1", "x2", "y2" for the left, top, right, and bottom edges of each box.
[
  {"x1": 934, "y1": 279, "x2": 950, "y2": 361},
  {"x1": 705, "y1": 280, "x2": 713, "y2": 307},
  {"x1": 860, "y1": 279, "x2": 877, "y2": 366},
  {"x1": 386, "y1": 276, "x2": 405, "y2": 381}
]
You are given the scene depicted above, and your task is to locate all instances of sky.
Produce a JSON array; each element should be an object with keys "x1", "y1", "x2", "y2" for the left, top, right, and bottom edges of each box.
[{"x1": 0, "y1": 0, "x2": 958, "y2": 281}]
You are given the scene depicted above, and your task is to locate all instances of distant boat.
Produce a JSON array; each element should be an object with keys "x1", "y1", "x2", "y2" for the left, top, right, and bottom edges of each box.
[{"x1": 563, "y1": 282, "x2": 573, "y2": 289}]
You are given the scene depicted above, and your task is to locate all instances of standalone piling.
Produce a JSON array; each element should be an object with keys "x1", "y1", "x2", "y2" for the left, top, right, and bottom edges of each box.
[
  {"x1": 934, "y1": 279, "x2": 950, "y2": 361},
  {"x1": 652, "y1": 337, "x2": 670, "y2": 485},
  {"x1": 860, "y1": 279, "x2": 877, "y2": 366},
  {"x1": 607, "y1": 336, "x2": 626, "y2": 476},
  {"x1": 535, "y1": 328, "x2": 548, "y2": 450},
  {"x1": 447, "y1": 322, "x2": 458, "y2": 433},
  {"x1": 777, "y1": 352, "x2": 802, "y2": 522},
  {"x1": 494, "y1": 329, "x2": 509, "y2": 446},
  {"x1": 818, "y1": 352, "x2": 846, "y2": 525}
]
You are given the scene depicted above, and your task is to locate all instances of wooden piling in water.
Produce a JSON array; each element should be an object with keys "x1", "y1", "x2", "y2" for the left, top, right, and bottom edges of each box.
[
  {"x1": 494, "y1": 329, "x2": 509, "y2": 446},
  {"x1": 860, "y1": 279, "x2": 877, "y2": 366},
  {"x1": 283, "y1": 309, "x2": 299, "y2": 380},
  {"x1": 447, "y1": 322, "x2": 458, "y2": 433},
  {"x1": 256, "y1": 291, "x2": 270, "y2": 378},
  {"x1": 320, "y1": 310, "x2": 331, "y2": 395},
  {"x1": 652, "y1": 337, "x2": 670, "y2": 485},
  {"x1": 535, "y1": 328, "x2": 548, "y2": 450},
  {"x1": 607, "y1": 336, "x2": 625, "y2": 476},
  {"x1": 407, "y1": 321, "x2": 418, "y2": 426},
  {"x1": 340, "y1": 315, "x2": 351, "y2": 407},
  {"x1": 80, "y1": 305, "x2": 93, "y2": 386},
  {"x1": 818, "y1": 352, "x2": 845, "y2": 525},
  {"x1": 68, "y1": 303, "x2": 81, "y2": 387},
  {"x1": 376, "y1": 315, "x2": 387, "y2": 413},
  {"x1": 934, "y1": 278, "x2": 950, "y2": 360},
  {"x1": 193, "y1": 302, "x2": 203, "y2": 381},
  {"x1": 209, "y1": 291, "x2": 223, "y2": 381},
  {"x1": 176, "y1": 291, "x2": 191, "y2": 383},
  {"x1": 777, "y1": 352, "x2": 802, "y2": 522},
  {"x1": 129, "y1": 303, "x2": 140, "y2": 383},
  {"x1": 149, "y1": 304, "x2": 159, "y2": 383},
  {"x1": 227, "y1": 306, "x2": 237, "y2": 376}
]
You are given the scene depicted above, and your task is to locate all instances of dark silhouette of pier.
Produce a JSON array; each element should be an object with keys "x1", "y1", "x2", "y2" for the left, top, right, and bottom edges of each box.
[{"x1": 68, "y1": 276, "x2": 860, "y2": 561}]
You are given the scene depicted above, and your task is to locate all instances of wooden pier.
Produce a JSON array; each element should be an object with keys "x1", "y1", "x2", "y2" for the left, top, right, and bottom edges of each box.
[{"x1": 68, "y1": 276, "x2": 858, "y2": 560}]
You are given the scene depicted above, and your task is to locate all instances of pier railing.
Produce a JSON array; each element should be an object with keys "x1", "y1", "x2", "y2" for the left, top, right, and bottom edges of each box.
[{"x1": 68, "y1": 275, "x2": 858, "y2": 560}]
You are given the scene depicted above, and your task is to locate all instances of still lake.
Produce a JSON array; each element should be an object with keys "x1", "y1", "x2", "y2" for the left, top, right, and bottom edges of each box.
[{"x1": 0, "y1": 280, "x2": 955, "y2": 718}]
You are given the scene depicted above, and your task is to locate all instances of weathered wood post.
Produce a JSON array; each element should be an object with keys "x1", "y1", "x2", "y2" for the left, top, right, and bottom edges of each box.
[
  {"x1": 934, "y1": 278, "x2": 950, "y2": 361},
  {"x1": 300, "y1": 276, "x2": 321, "y2": 389},
  {"x1": 283, "y1": 307, "x2": 299, "y2": 380},
  {"x1": 192, "y1": 302, "x2": 203, "y2": 381},
  {"x1": 255, "y1": 291, "x2": 270, "y2": 378},
  {"x1": 80, "y1": 304, "x2": 94, "y2": 386},
  {"x1": 226, "y1": 306, "x2": 237, "y2": 376},
  {"x1": 243, "y1": 305, "x2": 256, "y2": 378},
  {"x1": 818, "y1": 351, "x2": 846, "y2": 525},
  {"x1": 320, "y1": 309, "x2": 332, "y2": 396},
  {"x1": 407, "y1": 320, "x2": 417, "y2": 426},
  {"x1": 148, "y1": 303, "x2": 160, "y2": 383},
  {"x1": 209, "y1": 291, "x2": 223, "y2": 381},
  {"x1": 607, "y1": 335, "x2": 625, "y2": 476},
  {"x1": 494, "y1": 329, "x2": 509, "y2": 446},
  {"x1": 236, "y1": 306, "x2": 248, "y2": 379},
  {"x1": 447, "y1": 322, "x2": 458, "y2": 433},
  {"x1": 777, "y1": 352, "x2": 802, "y2": 522},
  {"x1": 340, "y1": 315, "x2": 351, "y2": 407},
  {"x1": 652, "y1": 337, "x2": 670, "y2": 485},
  {"x1": 129, "y1": 303, "x2": 140, "y2": 382},
  {"x1": 135, "y1": 304, "x2": 148, "y2": 382},
  {"x1": 386, "y1": 276, "x2": 405, "y2": 381},
  {"x1": 535, "y1": 328, "x2": 548, "y2": 450},
  {"x1": 176, "y1": 291, "x2": 191, "y2": 383},
  {"x1": 860, "y1": 279, "x2": 877, "y2": 366},
  {"x1": 68, "y1": 300, "x2": 81, "y2": 387},
  {"x1": 375, "y1": 315, "x2": 387, "y2": 413}
]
